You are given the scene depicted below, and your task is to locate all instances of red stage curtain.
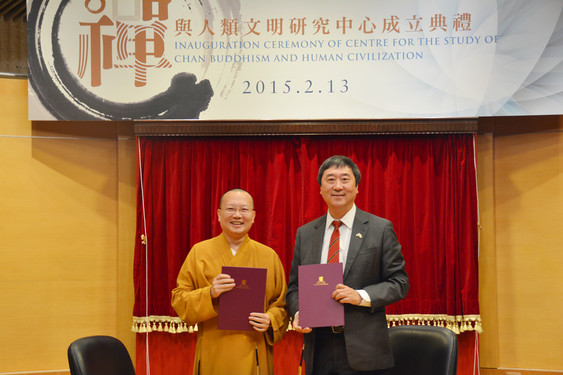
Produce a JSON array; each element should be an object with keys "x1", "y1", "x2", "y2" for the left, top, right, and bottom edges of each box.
[{"x1": 133, "y1": 135, "x2": 480, "y2": 374}]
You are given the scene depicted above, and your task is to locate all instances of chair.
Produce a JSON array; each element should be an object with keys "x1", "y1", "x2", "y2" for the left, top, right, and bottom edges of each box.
[
  {"x1": 388, "y1": 325, "x2": 458, "y2": 375},
  {"x1": 67, "y1": 335, "x2": 135, "y2": 375}
]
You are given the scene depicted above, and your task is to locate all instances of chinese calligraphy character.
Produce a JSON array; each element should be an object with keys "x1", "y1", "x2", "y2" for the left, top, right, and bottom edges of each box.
[
  {"x1": 78, "y1": 2, "x2": 173, "y2": 89},
  {"x1": 336, "y1": 17, "x2": 353, "y2": 35},
  {"x1": 406, "y1": 15, "x2": 423, "y2": 32},
  {"x1": 312, "y1": 17, "x2": 330, "y2": 35},
  {"x1": 175, "y1": 18, "x2": 192, "y2": 36},
  {"x1": 199, "y1": 19, "x2": 215, "y2": 36},
  {"x1": 358, "y1": 16, "x2": 376, "y2": 34},
  {"x1": 267, "y1": 18, "x2": 283, "y2": 35},
  {"x1": 289, "y1": 17, "x2": 307, "y2": 35},
  {"x1": 382, "y1": 15, "x2": 400, "y2": 33},
  {"x1": 453, "y1": 13, "x2": 471, "y2": 31},
  {"x1": 244, "y1": 18, "x2": 261, "y2": 36},
  {"x1": 430, "y1": 14, "x2": 447, "y2": 32},
  {"x1": 221, "y1": 18, "x2": 239, "y2": 36}
]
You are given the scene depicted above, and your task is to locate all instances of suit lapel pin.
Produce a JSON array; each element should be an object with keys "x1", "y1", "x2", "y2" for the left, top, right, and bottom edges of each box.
[{"x1": 356, "y1": 233, "x2": 362, "y2": 238}]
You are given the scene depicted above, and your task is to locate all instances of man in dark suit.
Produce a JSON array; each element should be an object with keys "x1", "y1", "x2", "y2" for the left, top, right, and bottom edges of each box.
[{"x1": 286, "y1": 155, "x2": 409, "y2": 375}]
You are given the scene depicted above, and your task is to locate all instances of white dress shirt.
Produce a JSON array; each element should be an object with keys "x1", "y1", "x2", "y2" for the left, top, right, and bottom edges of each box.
[{"x1": 321, "y1": 205, "x2": 371, "y2": 307}]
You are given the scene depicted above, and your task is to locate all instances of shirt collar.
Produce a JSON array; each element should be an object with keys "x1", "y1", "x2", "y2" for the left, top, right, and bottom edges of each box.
[{"x1": 326, "y1": 204, "x2": 356, "y2": 230}]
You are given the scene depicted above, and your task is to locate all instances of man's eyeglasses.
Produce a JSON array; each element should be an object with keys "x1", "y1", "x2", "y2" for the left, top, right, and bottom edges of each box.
[{"x1": 221, "y1": 207, "x2": 253, "y2": 215}]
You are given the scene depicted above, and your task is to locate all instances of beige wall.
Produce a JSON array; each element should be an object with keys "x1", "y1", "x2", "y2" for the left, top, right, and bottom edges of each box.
[
  {"x1": 0, "y1": 78, "x2": 136, "y2": 373},
  {"x1": 478, "y1": 116, "x2": 563, "y2": 371},
  {"x1": 1, "y1": 77, "x2": 562, "y2": 373}
]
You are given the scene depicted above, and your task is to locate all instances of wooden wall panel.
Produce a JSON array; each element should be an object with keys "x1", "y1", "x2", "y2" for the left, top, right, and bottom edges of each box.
[
  {"x1": 116, "y1": 124, "x2": 138, "y2": 361},
  {"x1": 492, "y1": 117, "x2": 563, "y2": 370},
  {"x1": 0, "y1": 136, "x2": 118, "y2": 370},
  {"x1": 0, "y1": 78, "x2": 135, "y2": 373},
  {"x1": 477, "y1": 132, "x2": 500, "y2": 368}
]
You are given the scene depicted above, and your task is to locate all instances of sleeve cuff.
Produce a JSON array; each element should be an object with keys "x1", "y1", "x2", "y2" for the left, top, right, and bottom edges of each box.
[{"x1": 357, "y1": 289, "x2": 371, "y2": 307}]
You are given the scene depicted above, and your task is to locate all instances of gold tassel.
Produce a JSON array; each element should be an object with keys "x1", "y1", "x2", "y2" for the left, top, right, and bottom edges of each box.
[{"x1": 132, "y1": 314, "x2": 482, "y2": 335}]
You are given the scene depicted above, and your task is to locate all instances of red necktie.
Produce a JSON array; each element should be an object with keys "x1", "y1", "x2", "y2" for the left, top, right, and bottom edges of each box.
[{"x1": 327, "y1": 220, "x2": 342, "y2": 263}]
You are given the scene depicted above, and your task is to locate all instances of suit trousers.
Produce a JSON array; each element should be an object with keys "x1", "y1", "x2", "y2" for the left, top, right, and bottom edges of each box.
[{"x1": 312, "y1": 327, "x2": 391, "y2": 375}]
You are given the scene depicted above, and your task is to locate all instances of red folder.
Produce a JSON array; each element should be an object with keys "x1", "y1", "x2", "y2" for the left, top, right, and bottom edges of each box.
[
  {"x1": 298, "y1": 263, "x2": 345, "y2": 328},
  {"x1": 218, "y1": 266, "x2": 267, "y2": 331}
]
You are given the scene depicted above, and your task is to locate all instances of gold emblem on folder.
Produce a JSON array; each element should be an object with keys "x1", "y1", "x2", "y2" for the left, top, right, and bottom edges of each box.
[
  {"x1": 314, "y1": 276, "x2": 329, "y2": 286},
  {"x1": 237, "y1": 279, "x2": 250, "y2": 289}
]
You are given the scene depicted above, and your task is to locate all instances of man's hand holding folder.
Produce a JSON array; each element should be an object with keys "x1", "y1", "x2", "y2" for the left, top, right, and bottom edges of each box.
[
  {"x1": 297, "y1": 262, "x2": 345, "y2": 328},
  {"x1": 217, "y1": 266, "x2": 268, "y2": 331}
]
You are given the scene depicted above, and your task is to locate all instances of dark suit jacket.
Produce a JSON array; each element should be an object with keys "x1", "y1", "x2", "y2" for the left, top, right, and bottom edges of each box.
[{"x1": 286, "y1": 208, "x2": 409, "y2": 374}]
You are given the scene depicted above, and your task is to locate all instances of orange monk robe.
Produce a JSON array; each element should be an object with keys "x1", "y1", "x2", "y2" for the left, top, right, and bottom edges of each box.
[{"x1": 171, "y1": 233, "x2": 289, "y2": 375}]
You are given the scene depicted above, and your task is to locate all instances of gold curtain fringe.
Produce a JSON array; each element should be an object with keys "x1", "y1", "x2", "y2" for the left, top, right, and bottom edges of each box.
[
  {"x1": 133, "y1": 314, "x2": 482, "y2": 335},
  {"x1": 386, "y1": 314, "x2": 483, "y2": 334},
  {"x1": 132, "y1": 316, "x2": 198, "y2": 334}
]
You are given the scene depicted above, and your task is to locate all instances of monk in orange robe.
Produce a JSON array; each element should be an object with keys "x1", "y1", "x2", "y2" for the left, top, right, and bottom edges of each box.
[{"x1": 172, "y1": 189, "x2": 289, "y2": 375}]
